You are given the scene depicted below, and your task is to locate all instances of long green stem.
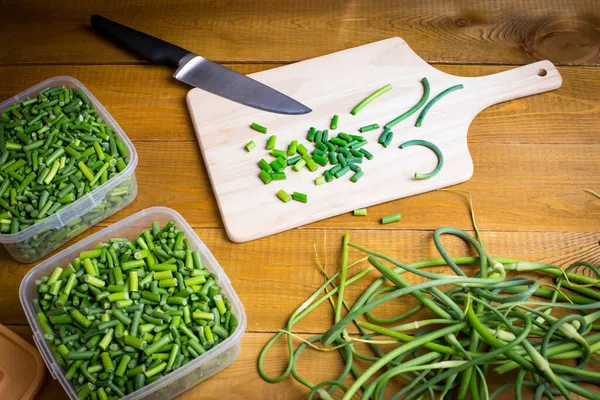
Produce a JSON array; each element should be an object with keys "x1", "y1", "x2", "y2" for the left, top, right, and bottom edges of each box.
[
  {"x1": 404, "y1": 313, "x2": 532, "y2": 400},
  {"x1": 259, "y1": 206, "x2": 600, "y2": 400},
  {"x1": 335, "y1": 235, "x2": 349, "y2": 323},
  {"x1": 465, "y1": 297, "x2": 572, "y2": 400},
  {"x1": 359, "y1": 321, "x2": 463, "y2": 356},
  {"x1": 257, "y1": 263, "x2": 371, "y2": 382},
  {"x1": 341, "y1": 323, "x2": 468, "y2": 400}
]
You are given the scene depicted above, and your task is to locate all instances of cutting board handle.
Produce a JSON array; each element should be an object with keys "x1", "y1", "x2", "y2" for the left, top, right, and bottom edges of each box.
[{"x1": 470, "y1": 60, "x2": 562, "y2": 112}]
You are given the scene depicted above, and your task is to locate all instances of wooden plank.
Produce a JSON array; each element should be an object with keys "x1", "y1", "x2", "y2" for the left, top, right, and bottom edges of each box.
[
  {"x1": 3, "y1": 228, "x2": 599, "y2": 327},
  {"x1": 1, "y1": 1, "x2": 600, "y2": 66},
  {"x1": 1, "y1": 64, "x2": 598, "y2": 144}
]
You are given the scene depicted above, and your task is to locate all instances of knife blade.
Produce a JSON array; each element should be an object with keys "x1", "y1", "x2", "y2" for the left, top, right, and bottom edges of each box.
[{"x1": 90, "y1": 15, "x2": 311, "y2": 115}]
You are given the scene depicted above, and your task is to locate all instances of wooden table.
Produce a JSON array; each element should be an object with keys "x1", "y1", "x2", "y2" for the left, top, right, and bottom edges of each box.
[{"x1": 1, "y1": 1, "x2": 599, "y2": 399}]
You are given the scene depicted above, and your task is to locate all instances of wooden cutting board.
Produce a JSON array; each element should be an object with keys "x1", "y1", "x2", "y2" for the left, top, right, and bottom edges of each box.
[{"x1": 187, "y1": 37, "x2": 562, "y2": 243}]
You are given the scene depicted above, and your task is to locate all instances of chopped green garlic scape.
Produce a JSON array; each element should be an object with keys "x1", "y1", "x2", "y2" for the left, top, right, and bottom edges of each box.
[
  {"x1": 399, "y1": 140, "x2": 444, "y2": 180},
  {"x1": 350, "y1": 84, "x2": 392, "y2": 115},
  {"x1": 250, "y1": 122, "x2": 267, "y2": 134},
  {"x1": 245, "y1": 141, "x2": 255, "y2": 152},
  {"x1": 381, "y1": 212, "x2": 401, "y2": 224},
  {"x1": 276, "y1": 189, "x2": 291, "y2": 203},
  {"x1": 246, "y1": 77, "x2": 461, "y2": 203},
  {"x1": 35, "y1": 221, "x2": 238, "y2": 399}
]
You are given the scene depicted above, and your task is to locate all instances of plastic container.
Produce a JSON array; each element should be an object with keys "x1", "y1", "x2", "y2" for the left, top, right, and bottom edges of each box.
[
  {"x1": 0, "y1": 324, "x2": 46, "y2": 400},
  {"x1": 20, "y1": 207, "x2": 246, "y2": 400},
  {"x1": 0, "y1": 76, "x2": 138, "y2": 263}
]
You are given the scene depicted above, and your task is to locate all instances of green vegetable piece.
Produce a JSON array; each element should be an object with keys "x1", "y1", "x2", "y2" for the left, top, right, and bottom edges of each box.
[
  {"x1": 312, "y1": 148, "x2": 326, "y2": 157},
  {"x1": 334, "y1": 166, "x2": 350, "y2": 178},
  {"x1": 359, "y1": 123, "x2": 379, "y2": 133},
  {"x1": 270, "y1": 159, "x2": 284, "y2": 173},
  {"x1": 297, "y1": 143, "x2": 308, "y2": 156},
  {"x1": 349, "y1": 140, "x2": 368, "y2": 150},
  {"x1": 399, "y1": 139, "x2": 444, "y2": 179},
  {"x1": 330, "y1": 115, "x2": 339, "y2": 130},
  {"x1": 276, "y1": 190, "x2": 292, "y2": 203},
  {"x1": 307, "y1": 127, "x2": 316, "y2": 142},
  {"x1": 250, "y1": 122, "x2": 267, "y2": 133},
  {"x1": 329, "y1": 165, "x2": 342, "y2": 176},
  {"x1": 259, "y1": 170, "x2": 272, "y2": 184},
  {"x1": 350, "y1": 84, "x2": 392, "y2": 115},
  {"x1": 348, "y1": 163, "x2": 361, "y2": 173},
  {"x1": 271, "y1": 149, "x2": 287, "y2": 159},
  {"x1": 266, "y1": 135, "x2": 277, "y2": 150},
  {"x1": 382, "y1": 131, "x2": 394, "y2": 148},
  {"x1": 258, "y1": 158, "x2": 273, "y2": 173},
  {"x1": 287, "y1": 140, "x2": 298, "y2": 156},
  {"x1": 302, "y1": 155, "x2": 318, "y2": 172},
  {"x1": 271, "y1": 172, "x2": 287, "y2": 180},
  {"x1": 328, "y1": 152, "x2": 338, "y2": 165},
  {"x1": 312, "y1": 154, "x2": 328, "y2": 167},
  {"x1": 314, "y1": 130, "x2": 323, "y2": 144},
  {"x1": 359, "y1": 148, "x2": 373, "y2": 160},
  {"x1": 350, "y1": 170, "x2": 364, "y2": 183},
  {"x1": 381, "y1": 213, "x2": 401, "y2": 224},
  {"x1": 329, "y1": 137, "x2": 347, "y2": 147},
  {"x1": 315, "y1": 141, "x2": 327, "y2": 152},
  {"x1": 292, "y1": 192, "x2": 308, "y2": 203},
  {"x1": 245, "y1": 141, "x2": 256, "y2": 152},
  {"x1": 293, "y1": 159, "x2": 306, "y2": 172},
  {"x1": 385, "y1": 77, "x2": 431, "y2": 129},
  {"x1": 415, "y1": 83, "x2": 464, "y2": 127},
  {"x1": 286, "y1": 155, "x2": 301, "y2": 166},
  {"x1": 378, "y1": 128, "x2": 391, "y2": 145},
  {"x1": 353, "y1": 208, "x2": 367, "y2": 216}
]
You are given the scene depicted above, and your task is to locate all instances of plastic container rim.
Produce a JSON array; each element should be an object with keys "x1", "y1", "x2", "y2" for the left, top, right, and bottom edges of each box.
[
  {"x1": 0, "y1": 76, "x2": 139, "y2": 244},
  {"x1": 19, "y1": 206, "x2": 247, "y2": 400}
]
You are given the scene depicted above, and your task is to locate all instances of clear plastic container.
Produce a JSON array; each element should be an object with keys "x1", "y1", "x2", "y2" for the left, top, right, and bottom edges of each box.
[
  {"x1": 0, "y1": 76, "x2": 138, "y2": 263},
  {"x1": 20, "y1": 207, "x2": 246, "y2": 400}
]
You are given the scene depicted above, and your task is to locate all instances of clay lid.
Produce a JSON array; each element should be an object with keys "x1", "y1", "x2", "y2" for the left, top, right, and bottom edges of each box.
[{"x1": 0, "y1": 324, "x2": 45, "y2": 400}]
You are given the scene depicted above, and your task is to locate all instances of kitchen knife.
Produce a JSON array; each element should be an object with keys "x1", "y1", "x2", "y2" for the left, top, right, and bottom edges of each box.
[{"x1": 90, "y1": 15, "x2": 311, "y2": 115}]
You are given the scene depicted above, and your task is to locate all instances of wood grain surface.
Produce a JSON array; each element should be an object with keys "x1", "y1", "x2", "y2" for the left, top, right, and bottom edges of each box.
[
  {"x1": 2, "y1": 64, "x2": 599, "y2": 144},
  {"x1": 1, "y1": 1, "x2": 600, "y2": 66},
  {"x1": 1, "y1": 0, "x2": 600, "y2": 399}
]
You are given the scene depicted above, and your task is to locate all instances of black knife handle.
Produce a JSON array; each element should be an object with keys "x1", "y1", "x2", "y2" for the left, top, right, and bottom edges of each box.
[{"x1": 91, "y1": 15, "x2": 189, "y2": 68}]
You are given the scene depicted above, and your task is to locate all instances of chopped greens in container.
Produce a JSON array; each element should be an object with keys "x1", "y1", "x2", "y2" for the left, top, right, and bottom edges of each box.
[
  {"x1": 0, "y1": 79, "x2": 137, "y2": 263},
  {"x1": 32, "y1": 220, "x2": 238, "y2": 399},
  {"x1": 0, "y1": 85, "x2": 131, "y2": 233}
]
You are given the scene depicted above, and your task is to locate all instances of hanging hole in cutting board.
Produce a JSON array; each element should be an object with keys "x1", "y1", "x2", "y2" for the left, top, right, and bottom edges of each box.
[{"x1": 537, "y1": 69, "x2": 548, "y2": 77}]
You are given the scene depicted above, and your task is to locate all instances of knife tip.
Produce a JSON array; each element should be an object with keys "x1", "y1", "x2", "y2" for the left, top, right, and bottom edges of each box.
[
  {"x1": 277, "y1": 102, "x2": 312, "y2": 115},
  {"x1": 288, "y1": 106, "x2": 312, "y2": 115}
]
